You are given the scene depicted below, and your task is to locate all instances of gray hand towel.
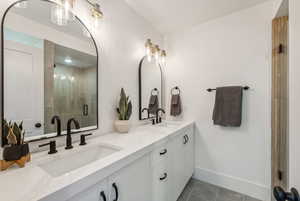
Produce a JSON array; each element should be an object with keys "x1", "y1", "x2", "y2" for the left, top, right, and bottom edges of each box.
[
  {"x1": 148, "y1": 95, "x2": 159, "y2": 115},
  {"x1": 213, "y1": 86, "x2": 243, "y2": 127},
  {"x1": 170, "y1": 94, "x2": 182, "y2": 116}
]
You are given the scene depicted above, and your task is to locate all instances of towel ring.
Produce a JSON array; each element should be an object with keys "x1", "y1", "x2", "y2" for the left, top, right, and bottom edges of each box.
[
  {"x1": 151, "y1": 88, "x2": 159, "y2": 96},
  {"x1": 171, "y1": 86, "x2": 180, "y2": 95}
]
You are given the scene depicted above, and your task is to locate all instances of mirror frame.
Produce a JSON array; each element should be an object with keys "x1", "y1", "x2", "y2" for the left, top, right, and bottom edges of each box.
[
  {"x1": 1, "y1": 0, "x2": 99, "y2": 146},
  {"x1": 138, "y1": 56, "x2": 163, "y2": 120}
]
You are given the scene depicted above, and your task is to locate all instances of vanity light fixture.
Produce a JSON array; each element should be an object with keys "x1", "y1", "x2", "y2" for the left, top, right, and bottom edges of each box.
[
  {"x1": 144, "y1": 39, "x2": 167, "y2": 66},
  {"x1": 15, "y1": 1, "x2": 28, "y2": 8}
]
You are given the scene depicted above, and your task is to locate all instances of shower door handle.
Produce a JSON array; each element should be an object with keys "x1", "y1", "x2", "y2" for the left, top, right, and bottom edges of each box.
[{"x1": 83, "y1": 104, "x2": 89, "y2": 116}]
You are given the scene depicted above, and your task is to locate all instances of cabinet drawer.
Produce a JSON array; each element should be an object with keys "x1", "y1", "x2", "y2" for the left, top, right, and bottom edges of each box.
[
  {"x1": 152, "y1": 166, "x2": 170, "y2": 201},
  {"x1": 151, "y1": 143, "x2": 170, "y2": 165}
]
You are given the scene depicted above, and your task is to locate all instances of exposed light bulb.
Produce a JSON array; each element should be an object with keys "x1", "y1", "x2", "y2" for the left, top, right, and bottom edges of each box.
[
  {"x1": 63, "y1": 0, "x2": 75, "y2": 22},
  {"x1": 145, "y1": 39, "x2": 153, "y2": 62},
  {"x1": 51, "y1": 4, "x2": 68, "y2": 26},
  {"x1": 160, "y1": 50, "x2": 167, "y2": 66},
  {"x1": 154, "y1": 45, "x2": 161, "y2": 62},
  {"x1": 15, "y1": 1, "x2": 28, "y2": 8},
  {"x1": 61, "y1": 75, "x2": 66, "y2": 80}
]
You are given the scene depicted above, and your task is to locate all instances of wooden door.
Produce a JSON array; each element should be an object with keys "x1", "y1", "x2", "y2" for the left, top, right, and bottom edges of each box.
[{"x1": 272, "y1": 16, "x2": 288, "y2": 190}]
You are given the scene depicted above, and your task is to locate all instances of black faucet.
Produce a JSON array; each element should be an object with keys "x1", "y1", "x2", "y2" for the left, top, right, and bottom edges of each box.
[
  {"x1": 51, "y1": 115, "x2": 61, "y2": 136},
  {"x1": 65, "y1": 118, "x2": 80, "y2": 150},
  {"x1": 39, "y1": 141, "x2": 57, "y2": 154},
  {"x1": 156, "y1": 108, "x2": 165, "y2": 124}
]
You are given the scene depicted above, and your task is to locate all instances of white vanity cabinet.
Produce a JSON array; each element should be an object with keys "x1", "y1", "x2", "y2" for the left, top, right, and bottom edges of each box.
[{"x1": 67, "y1": 155, "x2": 152, "y2": 201}]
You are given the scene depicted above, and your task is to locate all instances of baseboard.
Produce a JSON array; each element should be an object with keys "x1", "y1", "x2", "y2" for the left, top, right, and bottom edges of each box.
[{"x1": 193, "y1": 167, "x2": 271, "y2": 201}]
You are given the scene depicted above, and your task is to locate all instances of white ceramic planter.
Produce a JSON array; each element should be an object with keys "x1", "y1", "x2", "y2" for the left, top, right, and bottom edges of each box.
[{"x1": 114, "y1": 120, "x2": 130, "y2": 133}]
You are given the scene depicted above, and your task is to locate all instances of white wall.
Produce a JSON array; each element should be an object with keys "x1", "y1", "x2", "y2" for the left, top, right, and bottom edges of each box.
[
  {"x1": 164, "y1": 1, "x2": 275, "y2": 200},
  {"x1": 288, "y1": 0, "x2": 300, "y2": 190},
  {"x1": 0, "y1": 0, "x2": 162, "y2": 151}
]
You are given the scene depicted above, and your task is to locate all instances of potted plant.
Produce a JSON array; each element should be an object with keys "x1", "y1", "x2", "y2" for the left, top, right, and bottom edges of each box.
[
  {"x1": 1, "y1": 120, "x2": 30, "y2": 170},
  {"x1": 115, "y1": 88, "x2": 132, "y2": 133}
]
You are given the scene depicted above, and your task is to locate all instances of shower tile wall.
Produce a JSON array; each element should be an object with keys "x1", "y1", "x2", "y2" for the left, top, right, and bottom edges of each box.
[{"x1": 44, "y1": 41, "x2": 97, "y2": 133}]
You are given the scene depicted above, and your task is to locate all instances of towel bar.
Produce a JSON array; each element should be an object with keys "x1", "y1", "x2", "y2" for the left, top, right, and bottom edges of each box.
[{"x1": 207, "y1": 86, "x2": 249, "y2": 92}]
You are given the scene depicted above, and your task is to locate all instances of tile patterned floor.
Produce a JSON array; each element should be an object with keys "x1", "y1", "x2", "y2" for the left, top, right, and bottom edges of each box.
[{"x1": 177, "y1": 179, "x2": 262, "y2": 201}]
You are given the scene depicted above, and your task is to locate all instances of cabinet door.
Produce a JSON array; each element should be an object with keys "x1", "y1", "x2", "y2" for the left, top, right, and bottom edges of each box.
[
  {"x1": 170, "y1": 133, "x2": 187, "y2": 201},
  {"x1": 108, "y1": 155, "x2": 152, "y2": 201},
  {"x1": 183, "y1": 128, "x2": 195, "y2": 184},
  {"x1": 67, "y1": 179, "x2": 108, "y2": 201}
]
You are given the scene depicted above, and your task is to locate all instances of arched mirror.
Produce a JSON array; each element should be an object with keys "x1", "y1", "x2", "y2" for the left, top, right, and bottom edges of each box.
[
  {"x1": 1, "y1": 0, "x2": 98, "y2": 146},
  {"x1": 139, "y1": 56, "x2": 163, "y2": 120}
]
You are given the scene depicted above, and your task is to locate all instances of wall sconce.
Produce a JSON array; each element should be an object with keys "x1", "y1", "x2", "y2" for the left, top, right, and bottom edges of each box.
[{"x1": 144, "y1": 39, "x2": 166, "y2": 66}]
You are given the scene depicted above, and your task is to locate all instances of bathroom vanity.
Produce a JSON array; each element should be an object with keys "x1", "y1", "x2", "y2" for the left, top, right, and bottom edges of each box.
[{"x1": 0, "y1": 121, "x2": 194, "y2": 201}]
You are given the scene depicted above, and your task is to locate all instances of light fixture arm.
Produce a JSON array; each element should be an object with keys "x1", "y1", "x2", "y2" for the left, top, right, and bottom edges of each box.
[{"x1": 85, "y1": 0, "x2": 98, "y2": 7}]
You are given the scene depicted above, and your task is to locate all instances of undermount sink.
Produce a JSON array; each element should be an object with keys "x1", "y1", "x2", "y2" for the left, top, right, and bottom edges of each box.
[{"x1": 38, "y1": 144, "x2": 120, "y2": 177}]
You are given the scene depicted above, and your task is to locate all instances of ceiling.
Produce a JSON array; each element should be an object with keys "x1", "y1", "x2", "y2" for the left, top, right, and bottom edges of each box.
[{"x1": 124, "y1": 0, "x2": 272, "y2": 34}]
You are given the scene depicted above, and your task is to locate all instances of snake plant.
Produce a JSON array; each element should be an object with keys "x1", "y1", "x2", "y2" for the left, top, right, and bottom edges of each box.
[
  {"x1": 117, "y1": 88, "x2": 132, "y2": 120},
  {"x1": 3, "y1": 119, "x2": 24, "y2": 145}
]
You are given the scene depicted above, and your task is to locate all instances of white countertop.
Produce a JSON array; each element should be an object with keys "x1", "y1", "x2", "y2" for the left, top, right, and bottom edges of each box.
[{"x1": 0, "y1": 121, "x2": 194, "y2": 201}]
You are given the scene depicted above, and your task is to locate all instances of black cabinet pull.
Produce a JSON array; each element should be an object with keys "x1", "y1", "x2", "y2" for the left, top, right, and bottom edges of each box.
[
  {"x1": 112, "y1": 183, "x2": 119, "y2": 201},
  {"x1": 35, "y1": 123, "x2": 42, "y2": 128},
  {"x1": 159, "y1": 149, "x2": 167, "y2": 155},
  {"x1": 100, "y1": 191, "x2": 107, "y2": 201},
  {"x1": 183, "y1": 135, "x2": 188, "y2": 144},
  {"x1": 159, "y1": 173, "x2": 168, "y2": 181}
]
